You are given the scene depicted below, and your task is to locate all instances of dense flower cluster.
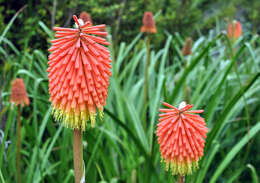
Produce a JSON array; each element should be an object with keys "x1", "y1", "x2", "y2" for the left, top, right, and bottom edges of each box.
[
  {"x1": 79, "y1": 11, "x2": 93, "y2": 25},
  {"x1": 157, "y1": 102, "x2": 208, "y2": 175},
  {"x1": 140, "y1": 12, "x2": 157, "y2": 33},
  {"x1": 182, "y1": 38, "x2": 192, "y2": 56},
  {"x1": 10, "y1": 78, "x2": 30, "y2": 107},
  {"x1": 47, "y1": 15, "x2": 111, "y2": 131},
  {"x1": 227, "y1": 20, "x2": 242, "y2": 39}
]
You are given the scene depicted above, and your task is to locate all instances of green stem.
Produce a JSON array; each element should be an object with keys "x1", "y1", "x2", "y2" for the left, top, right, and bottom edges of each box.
[
  {"x1": 183, "y1": 58, "x2": 190, "y2": 103},
  {"x1": 143, "y1": 34, "x2": 151, "y2": 131},
  {"x1": 73, "y1": 129, "x2": 84, "y2": 183},
  {"x1": 16, "y1": 105, "x2": 21, "y2": 183}
]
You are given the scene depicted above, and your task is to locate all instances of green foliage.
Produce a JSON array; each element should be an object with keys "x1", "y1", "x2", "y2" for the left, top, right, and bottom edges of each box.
[{"x1": 2, "y1": 0, "x2": 260, "y2": 51}]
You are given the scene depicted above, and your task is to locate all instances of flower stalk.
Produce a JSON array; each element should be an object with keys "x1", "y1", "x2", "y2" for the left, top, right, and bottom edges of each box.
[
  {"x1": 16, "y1": 105, "x2": 21, "y2": 183},
  {"x1": 182, "y1": 38, "x2": 192, "y2": 103},
  {"x1": 10, "y1": 78, "x2": 29, "y2": 183},
  {"x1": 141, "y1": 11, "x2": 156, "y2": 130},
  {"x1": 73, "y1": 129, "x2": 84, "y2": 183},
  {"x1": 143, "y1": 34, "x2": 151, "y2": 130},
  {"x1": 178, "y1": 176, "x2": 184, "y2": 183}
]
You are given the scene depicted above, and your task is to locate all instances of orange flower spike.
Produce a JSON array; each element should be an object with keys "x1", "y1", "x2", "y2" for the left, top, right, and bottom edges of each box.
[
  {"x1": 10, "y1": 78, "x2": 30, "y2": 107},
  {"x1": 156, "y1": 101, "x2": 208, "y2": 175},
  {"x1": 140, "y1": 12, "x2": 157, "y2": 33},
  {"x1": 79, "y1": 11, "x2": 93, "y2": 26},
  {"x1": 182, "y1": 38, "x2": 193, "y2": 56},
  {"x1": 48, "y1": 15, "x2": 112, "y2": 131},
  {"x1": 227, "y1": 20, "x2": 242, "y2": 39}
]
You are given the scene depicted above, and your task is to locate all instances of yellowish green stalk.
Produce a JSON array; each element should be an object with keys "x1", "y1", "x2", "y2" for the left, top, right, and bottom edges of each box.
[
  {"x1": 16, "y1": 105, "x2": 21, "y2": 183},
  {"x1": 143, "y1": 34, "x2": 151, "y2": 130},
  {"x1": 178, "y1": 175, "x2": 184, "y2": 183}
]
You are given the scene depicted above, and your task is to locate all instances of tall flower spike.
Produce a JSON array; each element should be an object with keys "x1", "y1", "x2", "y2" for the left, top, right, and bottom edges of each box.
[
  {"x1": 156, "y1": 101, "x2": 208, "y2": 176},
  {"x1": 10, "y1": 78, "x2": 30, "y2": 106},
  {"x1": 79, "y1": 11, "x2": 93, "y2": 26},
  {"x1": 227, "y1": 20, "x2": 242, "y2": 39},
  {"x1": 182, "y1": 38, "x2": 192, "y2": 56},
  {"x1": 47, "y1": 15, "x2": 112, "y2": 131},
  {"x1": 140, "y1": 12, "x2": 157, "y2": 33}
]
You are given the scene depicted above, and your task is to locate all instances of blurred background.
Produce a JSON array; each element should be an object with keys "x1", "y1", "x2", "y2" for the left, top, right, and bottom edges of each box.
[
  {"x1": 0, "y1": 0, "x2": 260, "y2": 183},
  {"x1": 1, "y1": 0, "x2": 260, "y2": 50}
]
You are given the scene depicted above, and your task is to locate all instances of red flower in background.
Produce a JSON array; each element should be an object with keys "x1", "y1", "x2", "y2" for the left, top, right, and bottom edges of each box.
[
  {"x1": 79, "y1": 11, "x2": 93, "y2": 26},
  {"x1": 10, "y1": 78, "x2": 30, "y2": 107},
  {"x1": 182, "y1": 37, "x2": 193, "y2": 56},
  {"x1": 141, "y1": 12, "x2": 157, "y2": 33},
  {"x1": 156, "y1": 102, "x2": 208, "y2": 175},
  {"x1": 227, "y1": 20, "x2": 242, "y2": 39},
  {"x1": 47, "y1": 15, "x2": 112, "y2": 131},
  {"x1": 79, "y1": 11, "x2": 106, "y2": 38}
]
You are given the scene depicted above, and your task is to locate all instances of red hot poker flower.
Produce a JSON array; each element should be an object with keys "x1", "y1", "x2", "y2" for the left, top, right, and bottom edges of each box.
[
  {"x1": 10, "y1": 78, "x2": 30, "y2": 107},
  {"x1": 156, "y1": 102, "x2": 208, "y2": 175},
  {"x1": 47, "y1": 15, "x2": 112, "y2": 131},
  {"x1": 182, "y1": 37, "x2": 193, "y2": 56},
  {"x1": 79, "y1": 11, "x2": 93, "y2": 26},
  {"x1": 227, "y1": 20, "x2": 242, "y2": 39},
  {"x1": 140, "y1": 12, "x2": 157, "y2": 33}
]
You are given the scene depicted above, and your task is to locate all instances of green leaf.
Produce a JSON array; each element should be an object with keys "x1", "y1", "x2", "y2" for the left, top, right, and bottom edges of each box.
[
  {"x1": 209, "y1": 122, "x2": 260, "y2": 183},
  {"x1": 169, "y1": 34, "x2": 221, "y2": 103},
  {"x1": 206, "y1": 72, "x2": 260, "y2": 150},
  {"x1": 247, "y1": 164, "x2": 259, "y2": 183},
  {"x1": 0, "y1": 5, "x2": 27, "y2": 45}
]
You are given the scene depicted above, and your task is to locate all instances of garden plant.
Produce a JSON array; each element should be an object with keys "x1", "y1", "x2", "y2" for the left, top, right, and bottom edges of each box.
[{"x1": 0, "y1": 1, "x2": 260, "y2": 183}]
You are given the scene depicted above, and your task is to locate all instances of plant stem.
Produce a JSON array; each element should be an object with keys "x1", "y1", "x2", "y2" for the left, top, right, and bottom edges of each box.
[
  {"x1": 16, "y1": 105, "x2": 21, "y2": 183},
  {"x1": 183, "y1": 58, "x2": 190, "y2": 103},
  {"x1": 73, "y1": 129, "x2": 84, "y2": 183},
  {"x1": 143, "y1": 34, "x2": 151, "y2": 130},
  {"x1": 178, "y1": 176, "x2": 184, "y2": 183}
]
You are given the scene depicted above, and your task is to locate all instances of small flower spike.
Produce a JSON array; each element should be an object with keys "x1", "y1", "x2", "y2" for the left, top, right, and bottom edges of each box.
[
  {"x1": 140, "y1": 12, "x2": 157, "y2": 33},
  {"x1": 10, "y1": 78, "x2": 30, "y2": 107},
  {"x1": 156, "y1": 101, "x2": 208, "y2": 176},
  {"x1": 182, "y1": 38, "x2": 192, "y2": 56},
  {"x1": 227, "y1": 20, "x2": 242, "y2": 39},
  {"x1": 79, "y1": 11, "x2": 93, "y2": 26},
  {"x1": 47, "y1": 15, "x2": 112, "y2": 131}
]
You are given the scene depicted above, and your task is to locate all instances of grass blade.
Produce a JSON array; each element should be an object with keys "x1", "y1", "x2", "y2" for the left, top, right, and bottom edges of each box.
[
  {"x1": 206, "y1": 72, "x2": 260, "y2": 150},
  {"x1": 209, "y1": 122, "x2": 260, "y2": 183},
  {"x1": 247, "y1": 164, "x2": 259, "y2": 183}
]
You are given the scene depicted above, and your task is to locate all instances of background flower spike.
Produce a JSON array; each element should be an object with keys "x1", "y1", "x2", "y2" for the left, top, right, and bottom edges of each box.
[
  {"x1": 9, "y1": 78, "x2": 29, "y2": 183},
  {"x1": 227, "y1": 20, "x2": 242, "y2": 39},
  {"x1": 140, "y1": 12, "x2": 157, "y2": 33},
  {"x1": 10, "y1": 78, "x2": 30, "y2": 107},
  {"x1": 79, "y1": 11, "x2": 93, "y2": 26}
]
